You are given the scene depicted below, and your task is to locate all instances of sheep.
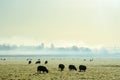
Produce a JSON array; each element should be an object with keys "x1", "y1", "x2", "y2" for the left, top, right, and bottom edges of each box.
[
  {"x1": 37, "y1": 66, "x2": 48, "y2": 73},
  {"x1": 45, "y1": 60, "x2": 48, "y2": 64},
  {"x1": 83, "y1": 59, "x2": 86, "y2": 61},
  {"x1": 58, "y1": 64, "x2": 65, "y2": 71},
  {"x1": 90, "y1": 59, "x2": 93, "y2": 62},
  {"x1": 28, "y1": 60, "x2": 32, "y2": 64},
  {"x1": 79, "y1": 65, "x2": 87, "y2": 72},
  {"x1": 35, "y1": 60, "x2": 41, "y2": 64},
  {"x1": 69, "y1": 65, "x2": 77, "y2": 71}
]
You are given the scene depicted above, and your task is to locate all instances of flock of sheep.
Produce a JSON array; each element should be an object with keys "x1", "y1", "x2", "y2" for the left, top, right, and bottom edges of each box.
[
  {"x1": 36, "y1": 64, "x2": 86, "y2": 73},
  {"x1": 27, "y1": 58, "x2": 91, "y2": 74},
  {"x1": 27, "y1": 59, "x2": 48, "y2": 65}
]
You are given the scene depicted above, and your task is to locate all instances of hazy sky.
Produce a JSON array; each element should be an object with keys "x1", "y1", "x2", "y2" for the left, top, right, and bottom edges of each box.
[{"x1": 0, "y1": 0, "x2": 120, "y2": 47}]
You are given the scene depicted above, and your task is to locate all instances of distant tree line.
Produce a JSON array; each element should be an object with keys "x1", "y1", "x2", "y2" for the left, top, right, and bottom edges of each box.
[{"x1": 0, "y1": 43, "x2": 91, "y2": 52}]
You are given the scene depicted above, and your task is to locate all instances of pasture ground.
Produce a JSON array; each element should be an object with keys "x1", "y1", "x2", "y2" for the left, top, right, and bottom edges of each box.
[{"x1": 0, "y1": 58, "x2": 120, "y2": 80}]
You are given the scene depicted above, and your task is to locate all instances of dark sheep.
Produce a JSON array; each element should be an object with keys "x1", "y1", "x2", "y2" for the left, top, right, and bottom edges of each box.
[
  {"x1": 79, "y1": 65, "x2": 87, "y2": 72},
  {"x1": 27, "y1": 58, "x2": 32, "y2": 61},
  {"x1": 83, "y1": 59, "x2": 86, "y2": 61},
  {"x1": 58, "y1": 64, "x2": 65, "y2": 71},
  {"x1": 90, "y1": 59, "x2": 93, "y2": 62},
  {"x1": 27, "y1": 59, "x2": 29, "y2": 61},
  {"x1": 69, "y1": 65, "x2": 77, "y2": 71},
  {"x1": 28, "y1": 60, "x2": 32, "y2": 64},
  {"x1": 0, "y1": 58, "x2": 6, "y2": 61},
  {"x1": 35, "y1": 60, "x2": 41, "y2": 64},
  {"x1": 37, "y1": 66, "x2": 48, "y2": 73},
  {"x1": 45, "y1": 60, "x2": 48, "y2": 64},
  {"x1": 38, "y1": 59, "x2": 40, "y2": 60}
]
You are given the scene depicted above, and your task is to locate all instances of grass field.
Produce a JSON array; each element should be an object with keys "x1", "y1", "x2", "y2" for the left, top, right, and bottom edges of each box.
[{"x1": 0, "y1": 57, "x2": 120, "y2": 80}]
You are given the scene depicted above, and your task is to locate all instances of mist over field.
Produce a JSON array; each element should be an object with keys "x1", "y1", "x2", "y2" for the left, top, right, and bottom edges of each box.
[
  {"x1": 0, "y1": 43, "x2": 120, "y2": 58},
  {"x1": 0, "y1": 0, "x2": 120, "y2": 80},
  {"x1": 0, "y1": 0, "x2": 120, "y2": 58}
]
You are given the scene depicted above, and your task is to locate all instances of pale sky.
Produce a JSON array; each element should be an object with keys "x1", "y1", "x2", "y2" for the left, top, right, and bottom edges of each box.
[{"x1": 0, "y1": 0, "x2": 120, "y2": 47}]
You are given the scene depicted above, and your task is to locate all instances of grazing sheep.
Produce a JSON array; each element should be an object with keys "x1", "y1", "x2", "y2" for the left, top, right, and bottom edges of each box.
[
  {"x1": 28, "y1": 60, "x2": 32, "y2": 64},
  {"x1": 79, "y1": 65, "x2": 87, "y2": 72},
  {"x1": 90, "y1": 59, "x2": 93, "y2": 62},
  {"x1": 69, "y1": 65, "x2": 77, "y2": 71},
  {"x1": 38, "y1": 59, "x2": 40, "y2": 60},
  {"x1": 27, "y1": 58, "x2": 32, "y2": 61},
  {"x1": 0, "y1": 58, "x2": 6, "y2": 61},
  {"x1": 45, "y1": 60, "x2": 48, "y2": 64},
  {"x1": 58, "y1": 64, "x2": 65, "y2": 71},
  {"x1": 37, "y1": 66, "x2": 48, "y2": 73},
  {"x1": 35, "y1": 60, "x2": 41, "y2": 64},
  {"x1": 83, "y1": 59, "x2": 86, "y2": 61}
]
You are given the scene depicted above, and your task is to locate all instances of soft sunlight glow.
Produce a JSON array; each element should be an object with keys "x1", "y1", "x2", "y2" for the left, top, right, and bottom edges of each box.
[{"x1": 0, "y1": 0, "x2": 120, "y2": 47}]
